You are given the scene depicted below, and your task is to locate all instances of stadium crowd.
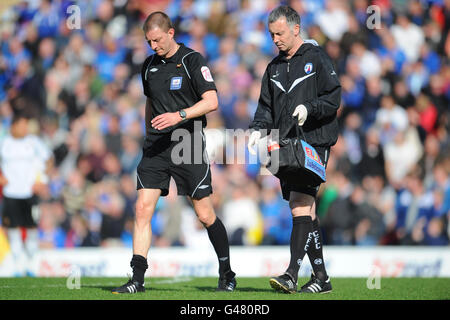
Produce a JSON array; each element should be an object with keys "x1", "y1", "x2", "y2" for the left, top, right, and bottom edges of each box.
[{"x1": 0, "y1": 0, "x2": 449, "y2": 250}]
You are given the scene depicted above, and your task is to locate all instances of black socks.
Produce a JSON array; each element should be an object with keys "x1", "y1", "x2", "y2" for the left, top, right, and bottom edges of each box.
[
  {"x1": 130, "y1": 254, "x2": 148, "y2": 284},
  {"x1": 130, "y1": 217, "x2": 234, "y2": 284},
  {"x1": 206, "y1": 217, "x2": 234, "y2": 279},
  {"x1": 286, "y1": 215, "x2": 312, "y2": 282},
  {"x1": 129, "y1": 217, "x2": 324, "y2": 285},
  {"x1": 308, "y1": 218, "x2": 328, "y2": 281}
]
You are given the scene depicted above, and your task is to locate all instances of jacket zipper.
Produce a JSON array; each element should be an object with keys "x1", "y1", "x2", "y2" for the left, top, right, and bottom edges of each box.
[{"x1": 286, "y1": 61, "x2": 290, "y2": 91}]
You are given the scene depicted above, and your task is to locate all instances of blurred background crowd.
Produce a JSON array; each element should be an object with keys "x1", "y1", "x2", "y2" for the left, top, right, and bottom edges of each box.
[{"x1": 0, "y1": 0, "x2": 449, "y2": 250}]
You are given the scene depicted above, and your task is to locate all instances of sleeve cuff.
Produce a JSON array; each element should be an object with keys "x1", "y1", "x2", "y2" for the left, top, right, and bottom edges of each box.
[{"x1": 303, "y1": 101, "x2": 314, "y2": 117}]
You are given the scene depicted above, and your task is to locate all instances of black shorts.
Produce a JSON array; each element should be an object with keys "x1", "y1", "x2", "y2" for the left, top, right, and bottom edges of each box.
[
  {"x1": 280, "y1": 146, "x2": 330, "y2": 200},
  {"x1": 1, "y1": 196, "x2": 37, "y2": 228},
  {"x1": 136, "y1": 129, "x2": 212, "y2": 199}
]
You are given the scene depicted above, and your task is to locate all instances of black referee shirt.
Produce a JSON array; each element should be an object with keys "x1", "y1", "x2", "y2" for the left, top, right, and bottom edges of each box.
[{"x1": 141, "y1": 43, "x2": 217, "y2": 135}]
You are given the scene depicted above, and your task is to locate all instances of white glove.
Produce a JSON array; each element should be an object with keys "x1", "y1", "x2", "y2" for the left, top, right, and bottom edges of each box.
[
  {"x1": 247, "y1": 131, "x2": 261, "y2": 155},
  {"x1": 292, "y1": 104, "x2": 308, "y2": 126}
]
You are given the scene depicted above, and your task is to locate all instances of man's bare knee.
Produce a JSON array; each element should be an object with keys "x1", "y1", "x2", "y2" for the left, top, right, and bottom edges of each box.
[
  {"x1": 135, "y1": 190, "x2": 160, "y2": 227},
  {"x1": 135, "y1": 199, "x2": 153, "y2": 218},
  {"x1": 289, "y1": 192, "x2": 316, "y2": 217},
  {"x1": 191, "y1": 196, "x2": 216, "y2": 227}
]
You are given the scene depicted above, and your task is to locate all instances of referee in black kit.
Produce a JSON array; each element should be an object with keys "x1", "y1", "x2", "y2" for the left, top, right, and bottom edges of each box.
[
  {"x1": 112, "y1": 12, "x2": 236, "y2": 294},
  {"x1": 248, "y1": 6, "x2": 341, "y2": 294}
]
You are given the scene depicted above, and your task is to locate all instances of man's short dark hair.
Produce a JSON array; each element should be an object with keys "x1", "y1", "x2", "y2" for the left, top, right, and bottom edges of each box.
[
  {"x1": 268, "y1": 5, "x2": 301, "y2": 29},
  {"x1": 143, "y1": 11, "x2": 174, "y2": 33},
  {"x1": 11, "y1": 112, "x2": 30, "y2": 125}
]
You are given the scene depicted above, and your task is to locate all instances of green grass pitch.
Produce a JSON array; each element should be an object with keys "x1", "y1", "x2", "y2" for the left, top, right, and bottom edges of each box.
[{"x1": 0, "y1": 277, "x2": 449, "y2": 300}]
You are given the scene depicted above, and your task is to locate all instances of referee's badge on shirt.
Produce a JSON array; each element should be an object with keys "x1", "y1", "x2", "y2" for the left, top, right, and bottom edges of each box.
[
  {"x1": 170, "y1": 76, "x2": 183, "y2": 90},
  {"x1": 201, "y1": 66, "x2": 214, "y2": 82}
]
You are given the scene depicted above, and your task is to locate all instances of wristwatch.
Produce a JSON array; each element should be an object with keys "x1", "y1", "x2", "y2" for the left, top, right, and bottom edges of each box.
[{"x1": 179, "y1": 109, "x2": 187, "y2": 120}]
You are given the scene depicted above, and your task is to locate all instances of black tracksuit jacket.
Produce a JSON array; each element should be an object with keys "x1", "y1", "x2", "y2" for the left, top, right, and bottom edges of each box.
[{"x1": 249, "y1": 42, "x2": 341, "y2": 147}]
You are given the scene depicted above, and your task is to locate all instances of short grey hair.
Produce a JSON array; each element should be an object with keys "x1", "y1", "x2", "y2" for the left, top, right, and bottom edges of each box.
[{"x1": 268, "y1": 5, "x2": 301, "y2": 29}]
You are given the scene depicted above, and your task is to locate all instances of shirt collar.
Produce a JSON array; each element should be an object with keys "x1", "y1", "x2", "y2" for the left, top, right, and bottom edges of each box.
[
  {"x1": 279, "y1": 42, "x2": 312, "y2": 61},
  {"x1": 161, "y1": 43, "x2": 185, "y2": 63}
]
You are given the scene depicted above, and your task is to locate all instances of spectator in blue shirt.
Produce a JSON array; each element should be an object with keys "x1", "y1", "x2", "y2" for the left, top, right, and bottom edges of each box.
[
  {"x1": 176, "y1": 17, "x2": 221, "y2": 62},
  {"x1": 341, "y1": 74, "x2": 365, "y2": 110},
  {"x1": 395, "y1": 169, "x2": 435, "y2": 244},
  {"x1": 3, "y1": 38, "x2": 31, "y2": 75},
  {"x1": 95, "y1": 33, "x2": 127, "y2": 83},
  {"x1": 32, "y1": 0, "x2": 60, "y2": 38},
  {"x1": 431, "y1": 160, "x2": 450, "y2": 217},
  {"x1": 260, "y1": 178, "x2": 292, "y2": 245},
  {"x1": 378, "y1": 32, "x2": 407, "y2": 75},
  {"x1": 420, "y1": 43, "x2": 441, "y2": 75}
]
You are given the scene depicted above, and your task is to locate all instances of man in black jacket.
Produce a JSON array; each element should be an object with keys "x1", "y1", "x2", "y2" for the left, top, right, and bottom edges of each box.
[{"x1": 248, "y1": 6, "x2": 341, "y2": 294}]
